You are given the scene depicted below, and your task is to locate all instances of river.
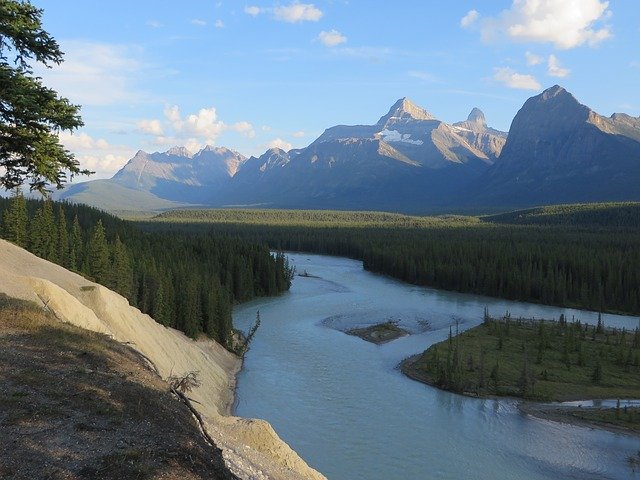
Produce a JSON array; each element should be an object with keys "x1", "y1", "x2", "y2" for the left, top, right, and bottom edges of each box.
[{"x1": 233, "y1": 253, "x2": 640, "y2": 480}]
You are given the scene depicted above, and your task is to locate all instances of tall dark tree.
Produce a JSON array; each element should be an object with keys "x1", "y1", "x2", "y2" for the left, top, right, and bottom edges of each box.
[
  {"x1": 69, "y1": 214, "x2": 82, "y2": 270},
  {"x1": 0, "y1": 0, "x2": 90, "y2": 192},
  {"x1": 2, "y1": 188, "x2": 28, "y2": 246},
  {"x1": 87, "y1": 219, "x2": 109, "y2": 283}
]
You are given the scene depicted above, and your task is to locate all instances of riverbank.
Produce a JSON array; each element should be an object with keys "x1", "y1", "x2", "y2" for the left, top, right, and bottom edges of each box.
[
  {"x1": 400, "y1": 314, "x2": 640, "y2": 434},
  {"x1": 0, "y1": 239, "x2": 325, "y2": 480}
]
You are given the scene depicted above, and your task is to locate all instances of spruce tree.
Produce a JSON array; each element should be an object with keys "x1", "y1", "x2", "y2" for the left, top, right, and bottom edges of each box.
[
  {"x1": 56, "y1": 204, "x2": 69, "y2": 267},
  {"x1": 69, "y1": 214, "x2": 83, "y2": 270},
  {"x1": 3, "y1": 189, "x2": 28, "y2": 247},
  {"x1": 88, "y1": 220, "x2": 110, "y2": 284}
]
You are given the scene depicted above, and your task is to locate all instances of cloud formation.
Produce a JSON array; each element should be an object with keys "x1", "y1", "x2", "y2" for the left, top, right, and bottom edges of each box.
[
  {"x1": 245, "y1": 2, "x2": 323, "y2": 23},
  {"x1": 137, "y1": 105, "x2": 256, "y2": 152},
  {"x1": 36, "y1": 41, "x2": 144, "y2": 107},
  {"x1": 473, "y1": 0, "x2": 611, "y2": 49},
  {"x1": 493, "y1": 67, "x2": 541, "y2": 90},
  {"x1": 460, "y1": 10, "x2": 479, "y2": 28},
  {"x1": 58, "y1": 132, "x2": 135, "y2": 178},
  {"x1": 318, "y1": 30, "x2": 347, "y2": 47},
  {"x1": 525, "y1": 51, "x2": 542, "y2": 66},
  {"x1": 547, "y1": 54, "x2": 570, "y2": 77},
  {"x1": 264, "y1": 138, "x2": 293, "y2": 151}
]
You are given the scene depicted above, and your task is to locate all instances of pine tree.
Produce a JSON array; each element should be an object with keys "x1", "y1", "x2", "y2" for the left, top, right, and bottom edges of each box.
[
  {"x1": 56, "y1": 205, "x2": 69, "y2": 267},
  {"x1": 111, "y1": 235, "x2": 133, "y2": 297},
  {"x1": 88, "y1": 220, "x2": 110, "y2": 284},
  {"x1": 69, "y1": 214, "x2": 83, "y2": 271},
  {"x1": 3, "y1": 189, "x2": 28, "y2": 247}
]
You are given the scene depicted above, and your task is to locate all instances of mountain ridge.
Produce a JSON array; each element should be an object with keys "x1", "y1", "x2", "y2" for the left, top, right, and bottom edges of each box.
[{"x1": 58, "y1": 86, "x2": 640, "y2": 213}]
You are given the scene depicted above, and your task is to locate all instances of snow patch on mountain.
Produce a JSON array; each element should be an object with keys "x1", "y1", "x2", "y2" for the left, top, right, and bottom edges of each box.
[{"x1": 377, "y1": 129, "x2": 424, "y2": 145}]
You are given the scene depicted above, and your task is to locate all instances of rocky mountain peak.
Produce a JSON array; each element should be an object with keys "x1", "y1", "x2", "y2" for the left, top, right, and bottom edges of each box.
[
  {"x1": 377, "y1": 97, "x2": 435, "y2": 126},
  {"x1": 467, "y1": 107, "x2": 486, "y2": 125},
  {"x1": 166, "y1": 146, "x2": 193, "y2": 158}
]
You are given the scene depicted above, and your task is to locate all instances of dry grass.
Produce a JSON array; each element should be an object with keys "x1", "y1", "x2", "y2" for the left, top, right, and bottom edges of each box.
[{"x1": 0, "y1": 294, "x2": 237, "y2": 480}]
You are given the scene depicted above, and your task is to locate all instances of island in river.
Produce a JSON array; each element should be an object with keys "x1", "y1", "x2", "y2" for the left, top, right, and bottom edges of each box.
[
  {"x1": 401, "y1": 313, "x2": 640, "y2": 434},
  {"x1": 346, "y1": 321, "x2": 410, "y2": 344}
]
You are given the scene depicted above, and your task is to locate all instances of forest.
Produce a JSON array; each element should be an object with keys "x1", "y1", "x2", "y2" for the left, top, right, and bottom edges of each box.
[
  {"x1": 146, "y1": 205, "x2": 640, "y2": 316},
  {"x1": 0, "y1": 193, "x2": 294, "y2": 350}
]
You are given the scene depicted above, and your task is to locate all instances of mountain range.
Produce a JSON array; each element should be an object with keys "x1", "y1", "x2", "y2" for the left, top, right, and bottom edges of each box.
[{"x1": 58, "y1": 85, "x2": 640, "y2": 213}]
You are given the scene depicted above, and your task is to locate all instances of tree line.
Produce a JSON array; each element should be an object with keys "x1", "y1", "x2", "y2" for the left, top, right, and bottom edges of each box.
[
  {"x1": 141, "y1": 210, "x2": 640, "y2": 316},
  {"x1": 0, "y1": 193, "x2": 294, "y2": 349}
]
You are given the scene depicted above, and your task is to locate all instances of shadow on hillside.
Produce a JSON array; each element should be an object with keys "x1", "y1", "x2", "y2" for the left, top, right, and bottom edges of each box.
[{"x1": 0, "y1": 315, "x2": 238, "y2": 480}]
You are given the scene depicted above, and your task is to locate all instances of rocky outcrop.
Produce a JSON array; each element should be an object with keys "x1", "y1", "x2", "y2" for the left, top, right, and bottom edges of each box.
[{"x1": 453, "y1": 108, "x2": 507, "y2": 160}]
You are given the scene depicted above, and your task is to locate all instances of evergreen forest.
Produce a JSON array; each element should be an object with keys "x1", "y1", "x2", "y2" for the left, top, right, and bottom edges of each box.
[
  {"x1": 0, "y1": 194, "x2": 294, "y2": 350},
  {"x1": 146, "y1": 206, "x2": 640, "y2": 316}
]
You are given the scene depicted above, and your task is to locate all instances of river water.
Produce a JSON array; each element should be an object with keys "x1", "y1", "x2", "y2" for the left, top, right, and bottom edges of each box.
[{"x1": 233, "y1": 253, "x2": 640, "y2": 480}]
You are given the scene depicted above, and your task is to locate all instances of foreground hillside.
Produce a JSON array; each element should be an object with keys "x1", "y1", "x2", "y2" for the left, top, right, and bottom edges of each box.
[
  {"x1": 0, "y1": 239, "x2": 325, "y2": 480},
  {"x1": 0, "y1": 295, "x2": 236, "y2": 479}
]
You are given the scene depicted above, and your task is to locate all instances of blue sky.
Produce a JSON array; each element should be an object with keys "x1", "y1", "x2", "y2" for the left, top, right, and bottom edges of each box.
[{"x1": 32, "y1": 0, "x2": 639, "y2": 178}]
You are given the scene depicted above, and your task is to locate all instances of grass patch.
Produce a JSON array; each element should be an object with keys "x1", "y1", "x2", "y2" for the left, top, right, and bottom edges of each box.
[{"x1": 404, "y1": 313, "x2": 640, "y2": 402}]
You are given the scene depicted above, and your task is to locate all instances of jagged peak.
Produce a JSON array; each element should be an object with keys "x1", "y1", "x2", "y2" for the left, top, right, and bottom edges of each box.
[
  {"x1": 165, "y1": 146, "x2": 192, "y2": 158},
  {"x1": 467, "y1": 107, "x2": 486, "y2": 125},
  {"x1": 539, "y1": 85, "x2": 572, "y2": 102},
  {"x1": 377, "y1": 97, "x2": 435, "y2": 125}
]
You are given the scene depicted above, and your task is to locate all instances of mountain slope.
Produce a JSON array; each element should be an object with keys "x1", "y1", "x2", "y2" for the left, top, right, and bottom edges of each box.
[
  {"x1": 60, "y1": 146, "x2": 246, "y2": 208},
  {"x1": 470, "y1": 85, "x2": 640, "y2": 207},
  {"x1": 223, "y1": 98, "x2": 504, "y2": 211}
]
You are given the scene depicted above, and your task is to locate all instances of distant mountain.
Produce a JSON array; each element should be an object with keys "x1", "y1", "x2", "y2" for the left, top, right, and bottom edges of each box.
[
  {"x1": 59, "y1": 86, "x2": 640, "y2": 213},
  {"x1": 220, "y1": 98, "x2": 506, "y2": 211},
  {"x1": 59, "y1": 146, "x2": 245, "y2": 210},
  {"x1": 469, "y1": 85, "x2": 640, "y2": 207}
]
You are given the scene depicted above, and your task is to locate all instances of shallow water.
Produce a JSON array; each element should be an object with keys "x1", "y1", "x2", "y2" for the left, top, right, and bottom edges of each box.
[{"x1": 234, "y1": 253, "x2": 640, "y2": 480}]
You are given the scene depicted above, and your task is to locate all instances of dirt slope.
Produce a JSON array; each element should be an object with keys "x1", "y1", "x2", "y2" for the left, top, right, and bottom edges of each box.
[{"x1": 0, "y1": 239, "x2": 325, "y2": 480}]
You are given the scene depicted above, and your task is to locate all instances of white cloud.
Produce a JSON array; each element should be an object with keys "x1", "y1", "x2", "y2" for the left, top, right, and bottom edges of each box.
[
  {"x1": 214, "y1": 19, "x2": 225, "y2": 28},
  {"x1": 244, "y1": 6, "x2": 262, "y2": 16},
  {"x1": 264, "y1": 138, "x2": 293, "y2": 151},
  {"x1": 318, "y1": 29, "x2": 347, "y2": 47},
  {"x1": 261, "y1": 125, "x2": 272, "y2": 132},
  {"x1": 525, "y1": 51, "x2": 542, "y2": 65},
  {"x1": 184, "y1": 107, "x2": 226, "y2": 140},
  {"x1": 231, "y1": 121, "x2": 256, "y2": 138},
  {"x1": 141, "y1": 105, "x2": 256, "y2": 147},
  {"x1": 137, "y1": 119, "x2": 164, "y2": 136},
  {"x1": 273, "y1": 3, "x2": 322, "y2": 23},
  {"x1": 58, "y1": 132, "x2": 135, "y2": 178},
  {"x1": 146, "y1": 20, "x2": 163, "y2": 28},
  {"x1": 191, "y1": 19, "x2": 207, "y2": 26},
  {"x1": 547, "y1": 54, "x2": 570, "y2": 77},
  {"x1": 460, "y1": 9, "x2": 479, "y2": 28},
  {"x1": 493, "y1": 67, "x2": 541, "y2": 90},
  {"x1": 478, "y1": 0, "x2": 612, "y2": 49},
  {"x1": 292, "y1": 131, "x2": 305, "y2": 138},
  {"x1": 36, "y1": 41, "x2": 143, "y2": 107}
]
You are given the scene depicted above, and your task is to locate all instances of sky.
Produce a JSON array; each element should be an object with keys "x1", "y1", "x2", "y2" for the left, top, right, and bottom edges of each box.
[{"x1": 30, "y1": 0, "x2": 640, "y2": 179}]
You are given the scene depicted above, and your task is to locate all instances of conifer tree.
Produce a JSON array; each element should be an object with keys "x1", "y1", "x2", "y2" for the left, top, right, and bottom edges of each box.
[
  {"x1": 56, "y1": 204, "x2": 69, "y2": 267},
  {"x1": 111, "y1": 235, "x2": 132, "y2": 297},
  {"x1": 69, "y1": 214, "x2": 83, "y2": 270},
  {"x1": 88, "y1": 220, "x2": 109, "y2": 284},
  {"x1": 3, "y1": 189, "x2": 28, "y2": 247}
]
